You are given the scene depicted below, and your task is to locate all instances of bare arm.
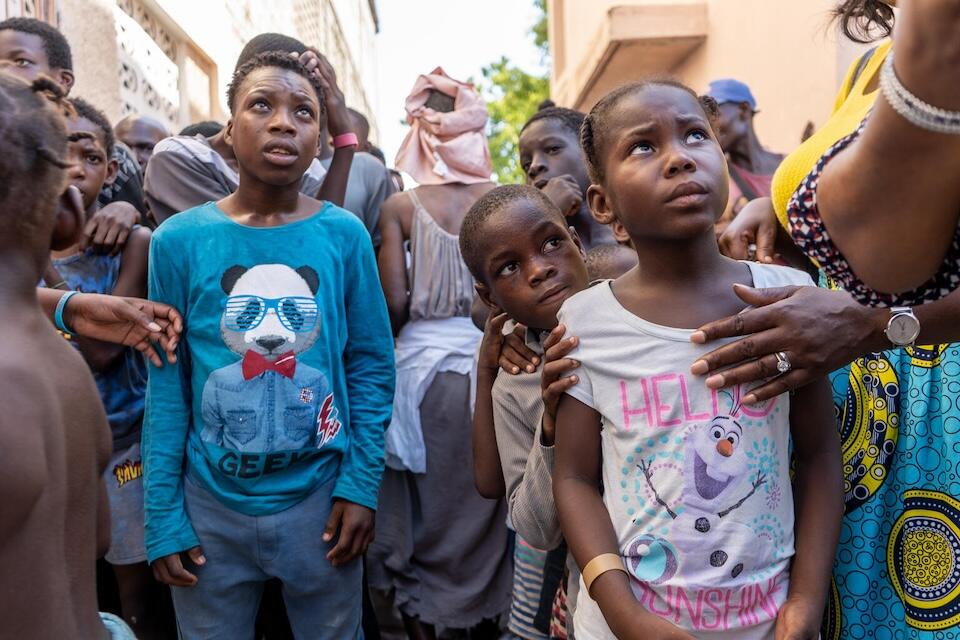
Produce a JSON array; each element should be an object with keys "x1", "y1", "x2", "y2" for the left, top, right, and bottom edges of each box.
[
  {"x1": 776, "y1": 378, "x2": 843, "y2": 638},
  {"x1": 817, "y1": 2, "x2": 960, "y2": 293},
  {"x1": 377, "y1": 194, "x2": 411, "y2": 333},
  {"x1": 473, "y1": 311, "x2": 509, "y2": 498},
  {"x1": 554, "y1": 395, "x2": 693, "y2": 639},
  {"x1": 36, "y1": 289, "x2": 182, "y2": 368},
  {"x1": 474, "y1": 368, "x2": 506, "y2": 499},
  {"x1": 73, "y1": 227, "x2": 151, "y2": 372}
]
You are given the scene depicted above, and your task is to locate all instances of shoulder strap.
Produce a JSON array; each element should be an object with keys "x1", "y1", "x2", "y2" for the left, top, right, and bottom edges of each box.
[
  {"x1": 727, "y1": 160, "x2": 759, "y2": 201},
  {"x1": 846, "y1": 45, "x2": 879, "y2": 100},
  {"x1": 407, "y1": 189, "x2": 424, "y2": 212}
]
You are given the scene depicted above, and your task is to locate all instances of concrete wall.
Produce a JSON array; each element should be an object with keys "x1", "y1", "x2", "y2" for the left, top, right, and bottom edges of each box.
[
  {"x1": 60, "y1": 0, "x2": 124, "y2": 123},
  {"x1": 57, "y1": 0, "x2": 380, "y2": 133},
  {"x1": 548, "y1": 0, "x2": 876, "y2": 154},
  {"x1": 674, "y1": 0, "x2": 839, "y2": 152}
]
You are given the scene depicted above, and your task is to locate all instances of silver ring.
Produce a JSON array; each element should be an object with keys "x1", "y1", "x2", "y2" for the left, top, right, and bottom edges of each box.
[{"x1": 775, "y1": 351, "x2": 791, "y2": 374}]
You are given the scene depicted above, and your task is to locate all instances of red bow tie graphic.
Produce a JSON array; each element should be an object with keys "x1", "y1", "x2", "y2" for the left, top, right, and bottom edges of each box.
[{"x1": 242, "y1": 350, "x2": 297, "y2": 380}]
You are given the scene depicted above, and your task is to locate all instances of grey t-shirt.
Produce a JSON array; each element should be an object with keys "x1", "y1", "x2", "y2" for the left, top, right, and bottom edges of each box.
[
  {"x1": 320, "y1": 151, "x2": 395, "y2": 246},
  {"x1": 144, "y1": 134, "x2": 327, "y2": 224}
]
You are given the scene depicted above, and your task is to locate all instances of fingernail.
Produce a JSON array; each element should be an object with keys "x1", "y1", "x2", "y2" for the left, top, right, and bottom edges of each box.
[
  {"x1": 690, "y1": 360, "x2": 708, "y2": 375},
  {"x1": 148, "y1": 322, "x2": 162, "y2": 332},
  {"x1": 323, "y1": 534, "x2": 332, "y2": 541},
  {"x1": 532, "y1": 356, "x2": 540, "y2": 364},
  {"x1": 690, "y1": 331, "x2": 706, "y2": 344},
  {"x1": 526, "y1": 366, "x2": 535, "y2": 373},
  {"x1": 512, "y1": 367, "x2": 519, "y2": 374},
  {"x1": 571, "y1": 376, "x2": 579, "y2": 383},
  {"x1": 571, "y1": 337, "x2": 578, "y2": 345},
  {"x1": 705, "y1": 375, "x2": 724, "y2": 389},
  {"x1": 197, "y1": 556, "x2": 206, "y2": 565},
  {"x1": 743, "y1": 394, "x2": 758, "y2": 405}
]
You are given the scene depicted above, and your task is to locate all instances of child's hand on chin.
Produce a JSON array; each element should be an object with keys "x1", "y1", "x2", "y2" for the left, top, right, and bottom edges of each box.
[{"x1": 775, "y1": 597, "x2": 822, "y2": 640}]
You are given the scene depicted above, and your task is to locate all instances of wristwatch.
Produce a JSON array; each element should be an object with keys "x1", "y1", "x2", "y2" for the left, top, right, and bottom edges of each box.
[{"x1": 884, "y1": 306, "x2": 921, "y2": 347}]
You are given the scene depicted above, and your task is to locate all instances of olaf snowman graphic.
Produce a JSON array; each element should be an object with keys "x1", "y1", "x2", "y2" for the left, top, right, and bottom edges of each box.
[{"x1": 636, "y1": 388, "x2": 771, "y2": 588}]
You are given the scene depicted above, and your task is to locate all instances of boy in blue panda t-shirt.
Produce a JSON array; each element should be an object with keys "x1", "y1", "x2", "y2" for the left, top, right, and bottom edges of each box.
[{"x1": 144, "y1": 51, "x2": 394, "y2": 638}]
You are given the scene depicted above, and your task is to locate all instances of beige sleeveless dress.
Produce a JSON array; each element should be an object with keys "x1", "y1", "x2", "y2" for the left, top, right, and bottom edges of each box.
[{"x1": 367, "y1": 190, "x2": 512, "y2": 627}]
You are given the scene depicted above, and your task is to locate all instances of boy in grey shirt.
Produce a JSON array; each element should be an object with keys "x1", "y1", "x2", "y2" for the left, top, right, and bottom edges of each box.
[{"x1": 460, "y1": 185, "x2": 590, "y2": 637}]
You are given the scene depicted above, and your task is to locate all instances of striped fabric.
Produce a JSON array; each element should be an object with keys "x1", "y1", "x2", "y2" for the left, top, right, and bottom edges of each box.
[{"x1": 508, "y1": 536, "x2": 550, "y2": 640}]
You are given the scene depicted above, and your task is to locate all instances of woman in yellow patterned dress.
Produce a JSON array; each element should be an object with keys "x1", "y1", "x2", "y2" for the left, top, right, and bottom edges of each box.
[{"x1": 692, "y1": 2, "x2": 960, "y2": 638}]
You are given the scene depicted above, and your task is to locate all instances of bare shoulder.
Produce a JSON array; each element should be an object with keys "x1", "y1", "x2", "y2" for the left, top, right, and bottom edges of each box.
[
  {"x1": 471, "y1": 181, "x2": 497, "y2": 197},
  {"x1": 121, "y1": 225, "x2": 152, "y2": 264},
  {"x1": 127, "y1": 225, "x2": 152, "y2": 247},
  {"x1": 380, "y1": 190, "x2": 414, "y2": 230}
]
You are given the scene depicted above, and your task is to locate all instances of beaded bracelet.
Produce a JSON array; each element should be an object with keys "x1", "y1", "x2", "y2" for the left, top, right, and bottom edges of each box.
[
  {"x1": 54, "y1": 290, "x2": 80, "y2": 334},
  {"x1": 880, "y1": 52, "x2": 960, "y2": 135}
]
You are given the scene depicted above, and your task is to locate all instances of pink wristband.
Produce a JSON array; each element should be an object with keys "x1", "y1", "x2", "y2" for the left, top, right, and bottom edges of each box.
[{"x1": 333, "y1": 133, "x2": 359, "y2": 149}]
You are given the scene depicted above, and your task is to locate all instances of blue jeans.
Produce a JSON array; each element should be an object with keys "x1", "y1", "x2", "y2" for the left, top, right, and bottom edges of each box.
[{"x1": 171, "y1": 476, "x2": 362, "y2": 639}]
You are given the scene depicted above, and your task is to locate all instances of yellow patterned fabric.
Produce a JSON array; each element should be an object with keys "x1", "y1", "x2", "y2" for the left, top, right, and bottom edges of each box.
[{"x1": 770, "y1": 40, "x2": 892, "y2": 231}]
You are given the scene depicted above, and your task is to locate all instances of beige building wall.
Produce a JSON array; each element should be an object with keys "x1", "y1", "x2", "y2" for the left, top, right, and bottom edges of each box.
[
  {"x1": 2, "y1": 0, "x2": 380, "y2": 135},
  {"x1": 549, "y1": 0, "x2": 875, "y2": 153}
]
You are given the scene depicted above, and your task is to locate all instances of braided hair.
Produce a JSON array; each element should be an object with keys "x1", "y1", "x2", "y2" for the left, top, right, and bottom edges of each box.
[
  {"x1": 520, "y1": 99, "x2": 586, "y2": 139},
  {"x1": 579, "y1": 79, "x2": 718, "y2": 184}
]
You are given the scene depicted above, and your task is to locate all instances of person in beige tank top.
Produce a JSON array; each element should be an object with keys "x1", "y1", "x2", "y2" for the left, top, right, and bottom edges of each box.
[{"x1": 368, "y1": 70, "x2": 513, "y2": 639}]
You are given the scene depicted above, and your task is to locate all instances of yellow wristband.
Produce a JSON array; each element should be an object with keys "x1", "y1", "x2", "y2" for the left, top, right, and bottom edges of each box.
[{"x1": 582, "y1": 553, "x2": 627, "y2": 593}]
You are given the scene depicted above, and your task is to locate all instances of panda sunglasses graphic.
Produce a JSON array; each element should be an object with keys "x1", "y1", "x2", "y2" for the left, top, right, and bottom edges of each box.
[{"x1": 200, "y1": 264, "x2": 342, "y2": 454}]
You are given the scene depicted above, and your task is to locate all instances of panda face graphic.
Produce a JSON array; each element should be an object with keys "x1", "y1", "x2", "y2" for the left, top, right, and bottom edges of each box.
[{"x1": 219, "y1": 264, "x2": 321, "y2": 360}]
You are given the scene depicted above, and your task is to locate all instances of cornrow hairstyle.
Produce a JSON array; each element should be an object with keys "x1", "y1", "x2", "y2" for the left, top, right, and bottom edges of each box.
[
  {"x1": 833, "y1": 0, "x2": 895, "y2": 44},
  {"x1": 0, "y1": 73, "x2": 70, "y2": 234},
  {"x1": 226, "y1": 50, "x2": 325, "y2": 115},
  {"x1": 520, "y1": 102, "x2": 586, "y2": 140},
  {"x1": 580, "y1": 79, "x2": 719, "y2": 184},
  {"x1": 68, "y1": 97, "x2": 114, "y2": 156},
  {"x1": 459, "y1": 184, "x2": 565, "y2": 284},
  {"x1": 0, "y1": 17, "x2": 72, "y2": 70}
]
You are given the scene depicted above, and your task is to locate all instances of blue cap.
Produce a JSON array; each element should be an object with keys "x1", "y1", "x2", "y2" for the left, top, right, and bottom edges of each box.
[{"x1": 707, "y1": 78, "x2": 757, "y2": 111}]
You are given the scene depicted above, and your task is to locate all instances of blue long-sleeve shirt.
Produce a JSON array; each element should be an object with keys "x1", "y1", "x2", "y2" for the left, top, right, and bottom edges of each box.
[{"x1": 144, "y1": 201, "x2": 395, "y2": 562}]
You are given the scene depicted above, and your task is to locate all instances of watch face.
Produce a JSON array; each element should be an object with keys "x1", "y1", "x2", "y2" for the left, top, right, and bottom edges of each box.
[{"x1": 888, "y1": 313, "x2": 920, "y2": 345}]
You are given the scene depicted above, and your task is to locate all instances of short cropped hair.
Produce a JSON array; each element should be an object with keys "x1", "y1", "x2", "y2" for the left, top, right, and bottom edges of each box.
[
  {"x1": 459, "y1": 184, "x2": 566, "y2": 284},
  {"x1": 68, "y1": 97, "x2": 114, "y2": 155},
  {"x1": 584, "y1": 243, "x2": 637, "y2": 280},
  {"x1": 580, "y1": 79, "x2": 718, "y2": 184},
  {"x1": 226, "y1": 50, "x2": 324, "y2": 115},
  {"x1": 0, "y1": 17, "x2": 72, "y2": 70},
  {"x1": 236, "y1": 32, "x2": 305, "y2": 70}
]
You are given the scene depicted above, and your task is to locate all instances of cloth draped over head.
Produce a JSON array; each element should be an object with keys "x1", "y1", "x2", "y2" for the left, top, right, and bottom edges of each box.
[{"x1": 394, "y1": 67, "x2": 492, "y2": 185}]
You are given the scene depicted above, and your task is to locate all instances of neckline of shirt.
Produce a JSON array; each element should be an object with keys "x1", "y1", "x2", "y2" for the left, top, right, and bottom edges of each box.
[
  {"x1": 207, "y1": 200, "x2": 332, "y2": 231},
  {"x1": 593, "y1": 261, "x2": 765, "y2": 342}
]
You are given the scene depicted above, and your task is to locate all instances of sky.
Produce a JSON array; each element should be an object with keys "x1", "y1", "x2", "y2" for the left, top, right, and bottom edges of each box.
[{"x1": 372, "y1": 0, "x2": 547, "y2": 166}]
